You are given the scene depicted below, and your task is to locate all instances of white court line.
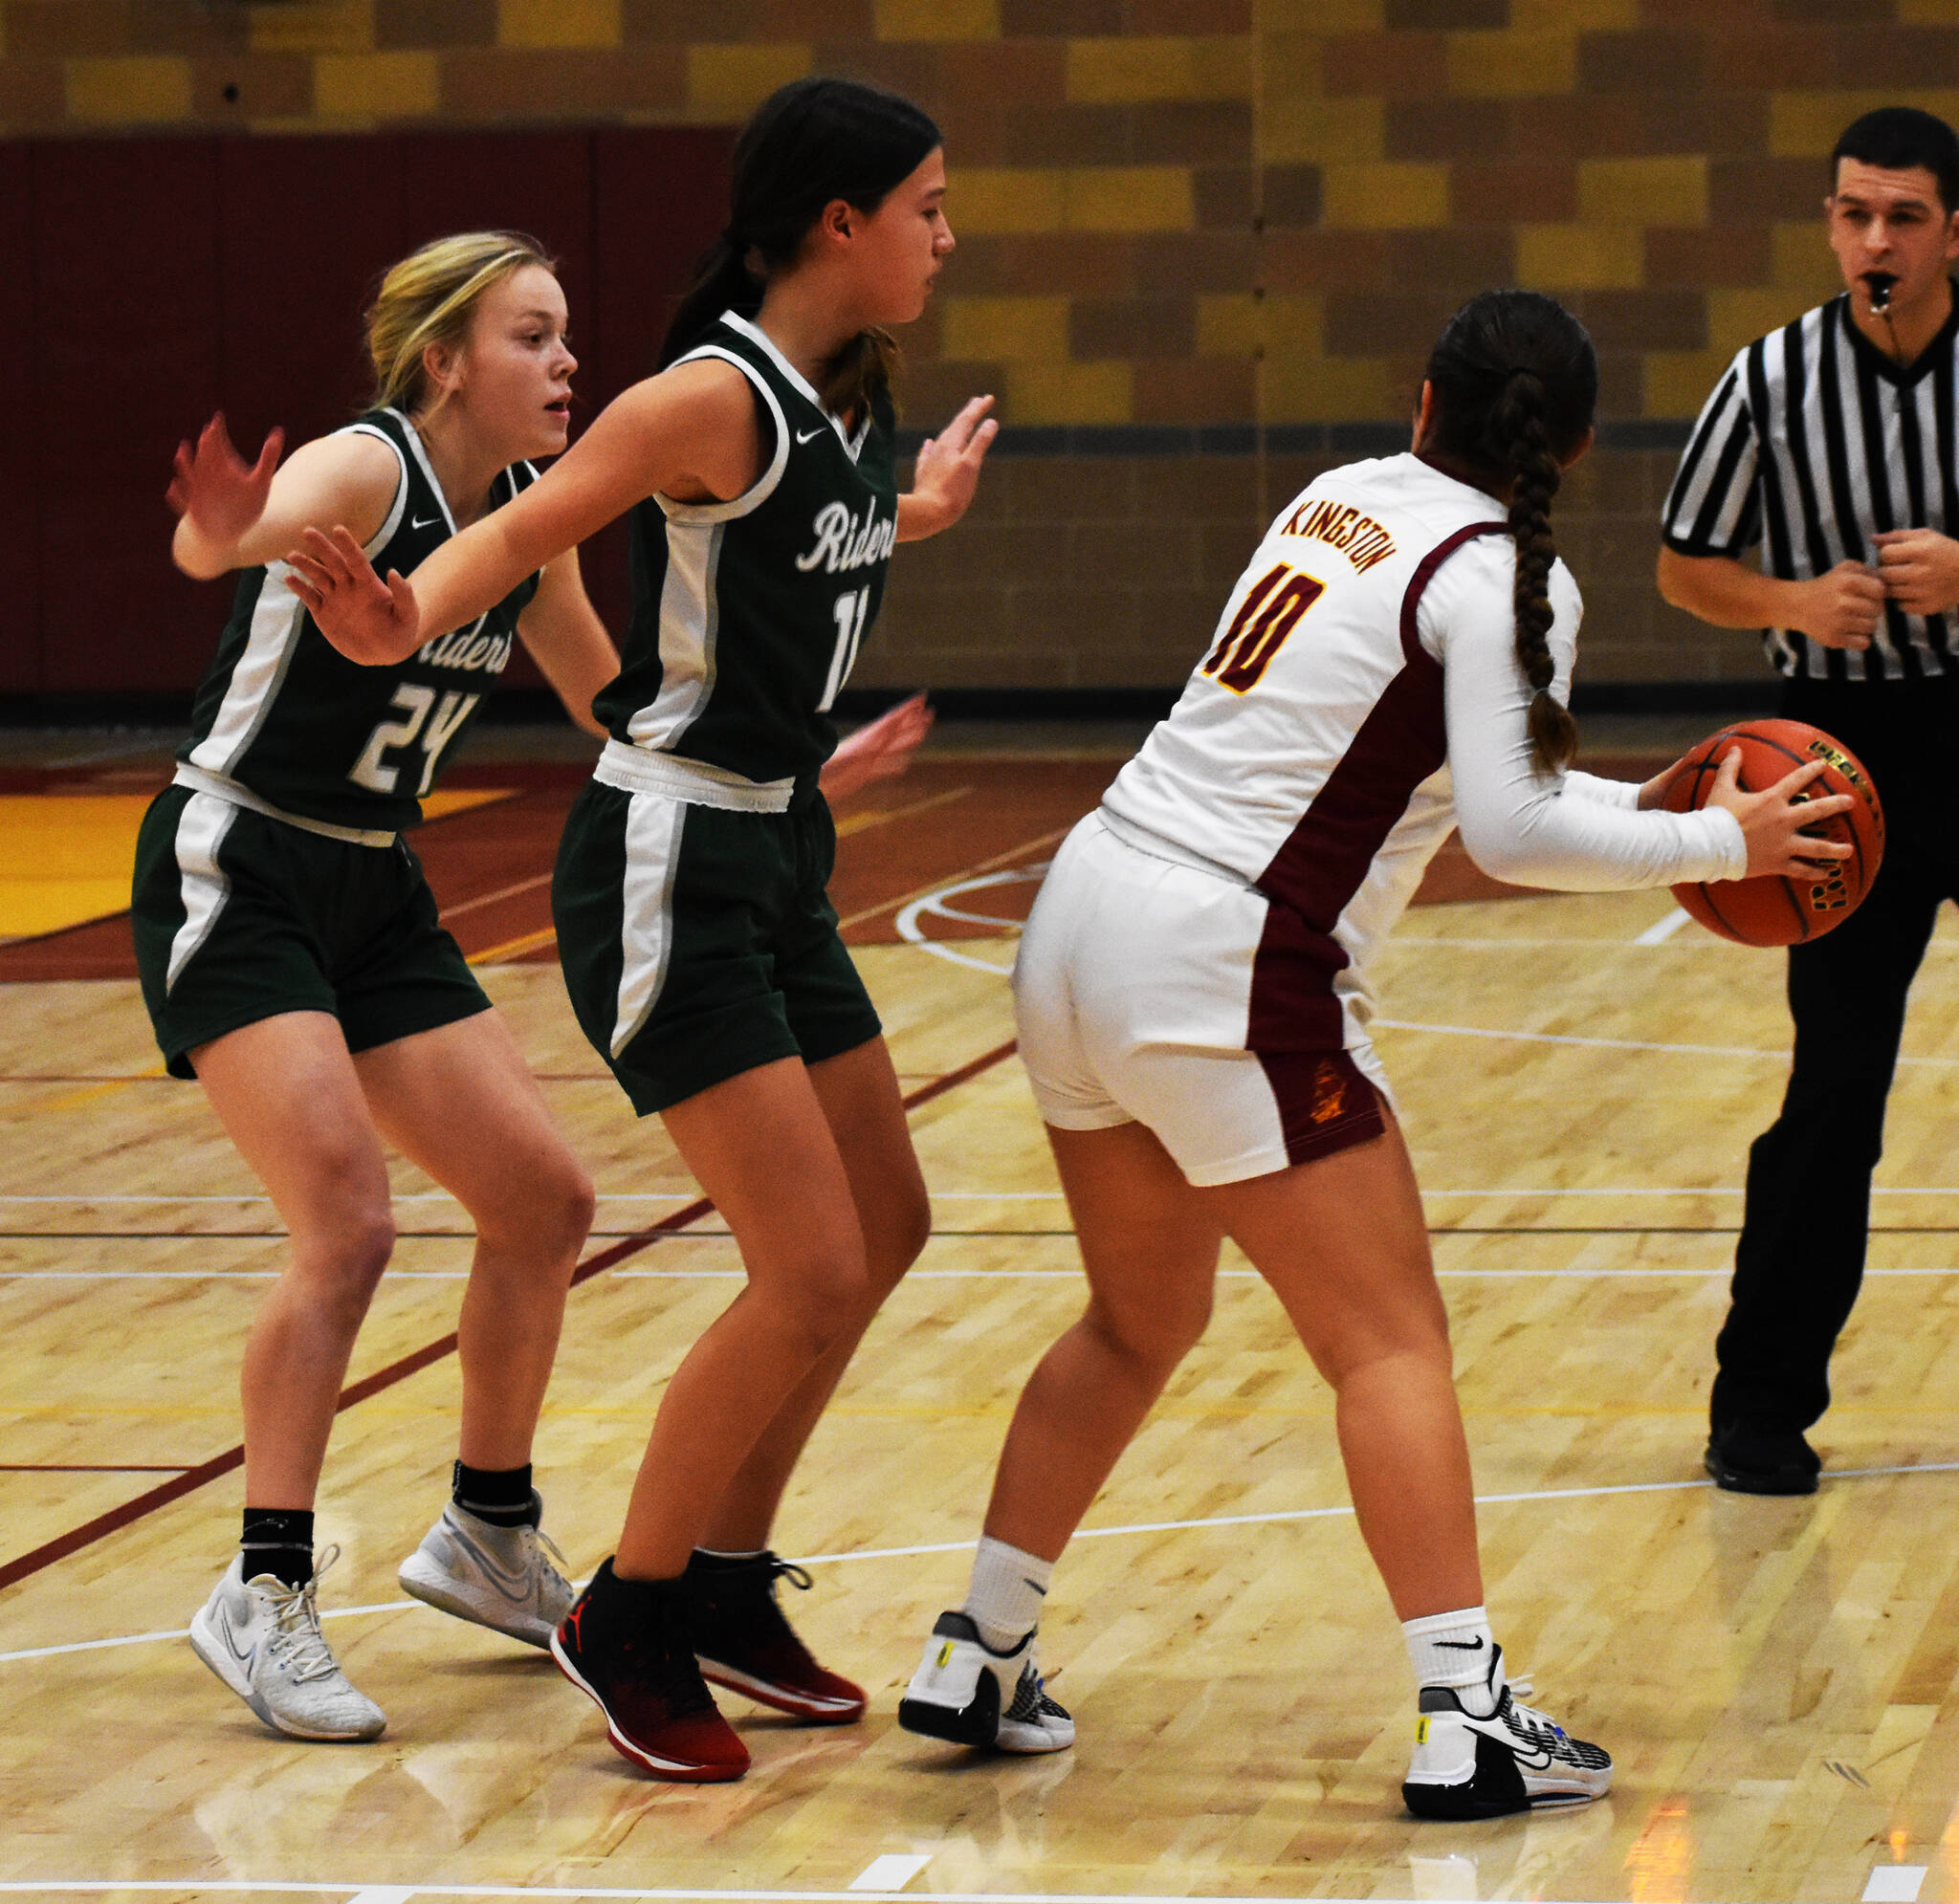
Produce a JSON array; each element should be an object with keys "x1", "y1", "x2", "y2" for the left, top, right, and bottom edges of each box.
[
  {"x1": 849, "y1": 1859, "x2": 932, "y2": 1893},
  {"x1": 1864, "y1": 1869, "x2": 1927, "y2": 1903},
  {"x1": 1632, "y1": 907, "x2": 1693, "y2": 946},
  {"x1": 1373, "y1": 1017, "x2": 1959, "y2": 1070},
  {"x1": 14, "y1": 1266, "x2": 1959, "y2": 1286},
  {"x1": 0, "y1": 1886, "x2": 1430, "y2": 1903},
  {"x1": 9, "y1": 1460, "x2": 1959, "y2": 1669},
  {"x1": 347, "y1": 1891, "x2": 418, "y2": 1904}
]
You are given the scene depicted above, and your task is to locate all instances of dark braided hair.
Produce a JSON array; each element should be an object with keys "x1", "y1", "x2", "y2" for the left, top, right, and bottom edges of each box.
[
  {"x1": 1422, "y1": 290, "x2": 1598, "y2": 774},
  {"x1": 659, "y1": 77, "x2": 941, "y2": 420}
]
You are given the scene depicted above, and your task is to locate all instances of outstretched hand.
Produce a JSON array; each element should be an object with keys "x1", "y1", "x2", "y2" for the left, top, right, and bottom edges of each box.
[
  {"x1": 168, "y1": 412, "x2": 284, "y2": 547},
  {"x1": 285, "y1": 525, "x2": 423, "y2": 666},
  {"x1": 820, "y1": 692, "x2": 935, "y2": 803},
  {"x1": 906, "y1": 397, "x2": 998, "y2": 538}
]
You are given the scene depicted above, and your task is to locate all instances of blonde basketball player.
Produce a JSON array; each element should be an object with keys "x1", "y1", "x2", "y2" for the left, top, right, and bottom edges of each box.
[
  {"x1": 146, "y1": 233, "x2": 618, "y2": 1741},
  {"x1": 898, "y1": 290, "x2": 1851, "y2": 1818}
]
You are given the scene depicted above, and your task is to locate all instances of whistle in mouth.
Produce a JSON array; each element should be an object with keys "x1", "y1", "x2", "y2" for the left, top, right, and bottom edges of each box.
[{"x1": 1866, "y1": 272, "x2": 1898, "y2": 311}]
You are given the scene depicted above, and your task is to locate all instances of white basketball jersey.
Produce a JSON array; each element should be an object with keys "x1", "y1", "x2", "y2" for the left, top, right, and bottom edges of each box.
[{"x1": 1102, "y1": 451, "x2": 1582, "y2": 1035}]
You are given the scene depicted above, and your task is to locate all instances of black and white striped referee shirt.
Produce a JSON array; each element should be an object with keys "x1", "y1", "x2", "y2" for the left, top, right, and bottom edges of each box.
[{"x1": 1661, "y1": 286, "x2": 1959, "y2": 681}]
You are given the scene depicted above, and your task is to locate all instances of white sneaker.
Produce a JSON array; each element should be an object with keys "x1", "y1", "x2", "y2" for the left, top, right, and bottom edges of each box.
[
  {"x1": 397, "y1": 1495, "x2": 573, "y2": 1649},
  {"x1": 188, "y1": 1547, "x2": 385, "y2": 1741},
  {"x1": 1402, "y1": 1645, "x2": 1611, "y2": 1819},
  {"x1": 898, "y1": 1610, "x2": 1073, "y2": 1754}
]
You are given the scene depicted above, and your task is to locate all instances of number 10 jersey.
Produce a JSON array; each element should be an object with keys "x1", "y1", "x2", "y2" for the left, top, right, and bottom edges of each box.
[{"x1": 177, "y1": 405, "x2": 540, "y2": 834}]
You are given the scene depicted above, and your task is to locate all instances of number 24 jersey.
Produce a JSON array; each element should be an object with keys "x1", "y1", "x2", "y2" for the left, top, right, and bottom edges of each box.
[{"x1": 178, "y1": 405, "x2": 540, "y2": 834}]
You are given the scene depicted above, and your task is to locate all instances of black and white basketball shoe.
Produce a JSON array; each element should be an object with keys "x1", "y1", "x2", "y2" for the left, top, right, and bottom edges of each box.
[
  {"x1": 898, "y1": 1610, "x2": 1074, "y2": 1753},
  {"x1": 1401, "y1": 1645, "x2": 1611, "y2": 1820}
]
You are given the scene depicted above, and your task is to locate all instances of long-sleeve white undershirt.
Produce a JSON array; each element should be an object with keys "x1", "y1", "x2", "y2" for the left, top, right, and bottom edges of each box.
[{"x1": 1426, "y1": 546, "x2": 1747, "y2": 890}]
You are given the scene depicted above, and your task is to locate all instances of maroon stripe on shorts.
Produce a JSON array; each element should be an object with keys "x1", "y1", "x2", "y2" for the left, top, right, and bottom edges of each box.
[{"x1": 1248, "y1": 518, "x2": 1508, "y2": 1161}]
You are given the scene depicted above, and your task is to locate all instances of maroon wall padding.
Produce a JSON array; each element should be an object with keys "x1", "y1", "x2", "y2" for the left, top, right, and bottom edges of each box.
[
  {"x1": 11, "y1": 125, "x2": 732, "y2": 703},
  {"x1": 0, "y1": 142, "x2": 38, "y2": 694}
]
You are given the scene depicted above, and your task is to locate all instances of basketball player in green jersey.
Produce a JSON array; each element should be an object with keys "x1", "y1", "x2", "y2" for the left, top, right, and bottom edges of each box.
[
  {"x1": 292, "y1": 77, "x2": 994, "y2": 1780},
  {"x1": 140, "y1": 233, "x2": 618, "y2": 1742}
]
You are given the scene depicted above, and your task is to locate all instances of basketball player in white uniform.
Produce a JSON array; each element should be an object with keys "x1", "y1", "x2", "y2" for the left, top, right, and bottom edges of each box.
[{"x1": 898, "y1": 291, "x2": 1851, "y2": 1819}]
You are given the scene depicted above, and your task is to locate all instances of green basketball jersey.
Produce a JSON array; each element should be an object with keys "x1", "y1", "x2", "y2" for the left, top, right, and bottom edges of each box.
[
  {"x1": 595, "y1": 313, "x2": 899, "y2": 783},
  {"x1": 179, "y1": 406, "x2": 540, "y2": 833}
]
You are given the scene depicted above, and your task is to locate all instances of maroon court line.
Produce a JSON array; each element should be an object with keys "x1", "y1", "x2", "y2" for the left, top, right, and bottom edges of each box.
[{"x1": 0, "y1": 1038, "x2": 1020, "y2": 1596}]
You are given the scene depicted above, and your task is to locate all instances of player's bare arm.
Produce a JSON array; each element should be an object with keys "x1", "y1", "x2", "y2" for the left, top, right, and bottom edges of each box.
[
  {"x1": 515, "y1": 546, "x2": 620, "y2": 739},
  {"x1": 170, "y1": 415, "x2": 396, "y2": 580},
  {"x1": 1656, "y1": 544, "x2": 1883, "y2": 649},
  {"x1": 286, "y1": 358, "x2": 760, "y2": 666},
  {"x1": 819, "y1": 691, "x2": 935, "y2": 801},
  {"x1": 896, "y1": 396, "x2": 997, "y2": 541}
]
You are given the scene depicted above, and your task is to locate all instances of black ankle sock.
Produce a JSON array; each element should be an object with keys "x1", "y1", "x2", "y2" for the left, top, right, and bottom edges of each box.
[
  {"x1": 688, "y1": 1546, "x2": 767, "y2": 1573},
  {"x1": 592, "y1": 1556, "x2": 685, "y2": 1612},
  {"x1": 451, "y1": 1459, "x2": 537, "y2": 1527},
  {"x1": 241, "y1": 1507, "x2": 314, "y2": 1588}
]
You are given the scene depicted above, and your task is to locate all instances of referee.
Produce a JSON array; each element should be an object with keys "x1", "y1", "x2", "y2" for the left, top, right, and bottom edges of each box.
[{"x1": 1660, "y1": 106, "x2": 1959, "y2": 1495}]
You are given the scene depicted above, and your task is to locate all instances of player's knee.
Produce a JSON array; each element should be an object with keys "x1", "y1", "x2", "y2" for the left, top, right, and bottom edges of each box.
[
  {"x1": 1087, "y1": 1285, "x2": 1210, "y2": 1378},
  {"x1": 864, "y1": 1184, "x2": 932, "y2": 1294},
  {"x1": 294, "y1": 1207, "x2": 395, "y2": 1321}
]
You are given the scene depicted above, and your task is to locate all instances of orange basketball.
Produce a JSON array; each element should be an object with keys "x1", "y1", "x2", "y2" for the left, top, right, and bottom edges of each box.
[{"x1": 1661, "y1": 718, "x2": 1884, "y2": 947}]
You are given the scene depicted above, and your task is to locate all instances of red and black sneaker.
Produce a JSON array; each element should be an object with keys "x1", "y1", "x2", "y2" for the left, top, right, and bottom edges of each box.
[
  {"x1": 550, "y1": 1559, "x2": 750, "y2": 1782},
  {"x1": 685, "y1": 1549, "x2": 866, "y2": 1724}
]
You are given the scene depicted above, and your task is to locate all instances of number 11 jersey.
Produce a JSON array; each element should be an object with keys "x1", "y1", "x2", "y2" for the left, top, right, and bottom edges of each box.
[
  {"x1": 178, "y1": 405, "x2": 539, "y2": 834},
  {"x1": 596, "y1": 312, "x2": 898, "y2": 786}
]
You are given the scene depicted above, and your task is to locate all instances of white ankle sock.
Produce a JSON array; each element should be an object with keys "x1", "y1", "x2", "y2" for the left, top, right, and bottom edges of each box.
[
  {"x1": 1402, "y1": 1606, "x2": 1499, "y2": 1714},
  {"x1": 962, "y1": 1535, "x2": 1053, "y2": 1652}
]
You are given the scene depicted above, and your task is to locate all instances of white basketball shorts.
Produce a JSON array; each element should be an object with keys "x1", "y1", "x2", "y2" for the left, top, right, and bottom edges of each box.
[{"x1": 1013, "y1": 812, "x2": 1389, "y2": 1188}]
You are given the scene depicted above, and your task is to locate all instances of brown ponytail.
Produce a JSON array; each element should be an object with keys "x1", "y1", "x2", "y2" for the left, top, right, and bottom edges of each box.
[
  {"x1": 1421, "y1": 289, "x2": 1598, "y2": 775},
  {"x1": 1496, "y1": 370, "x2": 1578, "y2": 773}
]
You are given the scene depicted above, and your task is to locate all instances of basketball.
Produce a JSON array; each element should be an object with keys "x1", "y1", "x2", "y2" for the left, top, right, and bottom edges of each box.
[{"x1": 1661, "y1": 718, "x2": 1885, "y2": 946}]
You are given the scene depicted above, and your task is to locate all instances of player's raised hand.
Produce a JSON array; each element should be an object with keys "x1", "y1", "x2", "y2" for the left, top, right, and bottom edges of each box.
[
  {"x1": 1790, "y1": 558, "x2": 1884, "y2": 648},
  {"x1": 1875, "y1": 528, "x2": 1959, "y2": 617},
  {"x1": 905, "y1": 396, "x2": 998, "y2": 538},
  {"x1": 1705, "y1": 750, "x2": 1856, "y2": 880},
  {"x1": 286, "y1": 525, "x2": 423, "y2": 666},
  {"x1": 167, "y1": 412, "x2": 284, "y2": 547},
  {"x1": 820, "y1": 691, "x2": 935, "y2": 802}
]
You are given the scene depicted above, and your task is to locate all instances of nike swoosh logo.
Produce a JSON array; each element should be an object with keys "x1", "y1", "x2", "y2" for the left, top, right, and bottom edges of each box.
[
  {"x1": 410, "y1": 514, "x2": 443, "y2": 530},
  {"x1": 796, "y1": 427, "x2": 826, "y2": 445},
  {"x1": 216, "y1": 1606, "x2": 254, "y2": 1672},
  {"x1": 1435, "y1": 1636, "x2": 1486, "y2": 1649}
]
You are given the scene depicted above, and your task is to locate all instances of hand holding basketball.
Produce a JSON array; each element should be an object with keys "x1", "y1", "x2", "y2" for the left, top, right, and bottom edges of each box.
[
  {"x1": 1703, "y1": 751, "x2": 1855, "y2": 880},
  {"x1": 1661, "y1": 718, "x2": 1885, "y2": 945},
  {"x1": 286, "y1": 524, "x2": 423, "y2": 666}
]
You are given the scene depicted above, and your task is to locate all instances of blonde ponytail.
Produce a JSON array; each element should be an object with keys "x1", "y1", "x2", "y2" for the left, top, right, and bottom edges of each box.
[{"x1": 364, "y1": 230, "x2": 555, "y2": 415}]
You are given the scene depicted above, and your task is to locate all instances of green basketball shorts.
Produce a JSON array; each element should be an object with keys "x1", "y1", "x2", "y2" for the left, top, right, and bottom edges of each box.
[
  {"x1": 131, "y1": 783, "x2": 491, "y2": 1079},
  {"x1": 552, "y1": 778, "x2": 882, "y2": 1117}
]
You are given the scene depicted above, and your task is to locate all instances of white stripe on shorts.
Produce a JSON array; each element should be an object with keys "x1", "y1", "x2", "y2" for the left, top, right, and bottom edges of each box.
[
  {"x1": 611, "y1": 794, "x2": 687, "y2": 1058},
  {"x1": 165, "y1": 794, "x2": 241, "y2": 995}
]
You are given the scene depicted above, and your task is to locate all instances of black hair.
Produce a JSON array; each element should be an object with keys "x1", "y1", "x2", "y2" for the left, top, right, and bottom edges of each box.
[
  {"x1": 659, "y1": 76, "x2": 942, "y2": 419},
  {"x1": 1422, "y1": 289, "x2": 1598, "y2": 776},
  {"x1": 1834, "y1": 106, "x2": 1959, "y2": 213}
]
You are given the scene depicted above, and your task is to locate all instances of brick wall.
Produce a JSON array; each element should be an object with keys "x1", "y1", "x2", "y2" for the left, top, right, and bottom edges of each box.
[{"x1": 5, "y1": 1, "x2": 1948, "y2": 695}]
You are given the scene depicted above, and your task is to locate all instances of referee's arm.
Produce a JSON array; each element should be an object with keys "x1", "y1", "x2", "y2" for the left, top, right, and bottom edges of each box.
[{"x1": 1655, "y1": 364, "x2": 1882, "y2": 649}]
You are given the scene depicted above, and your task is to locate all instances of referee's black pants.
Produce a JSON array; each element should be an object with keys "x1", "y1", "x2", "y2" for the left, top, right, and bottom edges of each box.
[{"x1": 1711, "y1": 671, "x2": 1959, "y2": 1437}]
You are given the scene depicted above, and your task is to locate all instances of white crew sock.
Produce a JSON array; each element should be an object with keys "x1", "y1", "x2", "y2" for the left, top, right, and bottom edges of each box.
[
  {"x1": 962, "y1": 1535, "x2": 1054, "y2": 1652},
  {"x1": 1402, "y1": 1605, "x2": 1500, "y2": 1716}
]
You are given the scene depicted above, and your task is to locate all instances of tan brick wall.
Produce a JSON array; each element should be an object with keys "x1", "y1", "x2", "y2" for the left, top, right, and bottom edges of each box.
[{"x1": 6, "y1": 1, "x2": 1944, "y2": 690}]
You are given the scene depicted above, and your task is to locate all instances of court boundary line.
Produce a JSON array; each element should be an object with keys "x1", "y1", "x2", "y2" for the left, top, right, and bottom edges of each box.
[
  {"x1": 0, "y1": 1039, "x2": 1018, "y2": 1597},
  {"x1": 0, "y1": 1885, "x2": 1463, "y2": 1902},
  {"x1": 6, "y1": 1457, "x2": 1955, "y2": 1667}
]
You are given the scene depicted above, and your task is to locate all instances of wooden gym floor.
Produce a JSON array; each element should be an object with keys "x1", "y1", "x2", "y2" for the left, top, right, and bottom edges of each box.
[{"x1": 5, "y1": 723, "x2": 1959, "y2": 1904}]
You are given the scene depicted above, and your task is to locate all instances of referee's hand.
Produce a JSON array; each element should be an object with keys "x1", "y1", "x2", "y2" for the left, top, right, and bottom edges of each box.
[
  {"x1": 1875, "y1": 528, "x2": 1959, "y2": 619},
  {"x1": 1788, "y1": 559, "x2": 1884, "y2": 649}
]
